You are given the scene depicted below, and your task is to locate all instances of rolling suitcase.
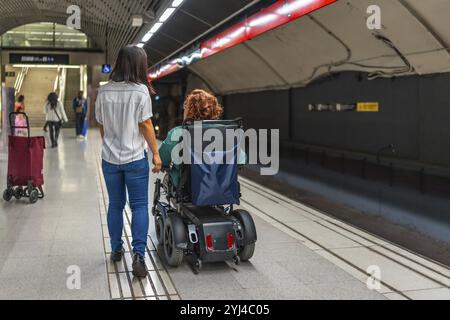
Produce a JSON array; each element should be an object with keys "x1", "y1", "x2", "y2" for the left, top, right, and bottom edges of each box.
[{"x1": 3, "y1": 112, "x2": 45, "y2": 204}]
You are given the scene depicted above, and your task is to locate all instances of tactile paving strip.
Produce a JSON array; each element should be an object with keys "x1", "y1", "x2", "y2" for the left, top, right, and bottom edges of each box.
[{"x1": 95, "y1": 154, "x2": 180, "y2": 300}]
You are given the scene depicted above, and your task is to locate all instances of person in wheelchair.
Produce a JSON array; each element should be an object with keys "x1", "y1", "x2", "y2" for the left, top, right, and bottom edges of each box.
[
  {"x1": 159, "y1": 89, "x2": 246, "y2": 188},
  {"x1": 154, "y1": 89, "x2": 256, "y2": 272}
]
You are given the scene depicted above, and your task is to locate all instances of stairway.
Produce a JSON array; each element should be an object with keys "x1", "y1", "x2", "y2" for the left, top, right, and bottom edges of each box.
[
  {"x1": 63, "y1": 68, "x2": 81, "y2": 128},
  {"x1": 18, "y1": 68, "x2": 58, "y2": 128}
]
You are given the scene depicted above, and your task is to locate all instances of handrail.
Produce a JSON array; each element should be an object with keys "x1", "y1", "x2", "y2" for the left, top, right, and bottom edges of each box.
[
  {"x1": 59, "y1": 68, "x2": 67, "y2": 105},
  {"x1": 52, "y1": 67, "x2": 67, "y2": 104},
  {"x1": 53, "y1": 67, "x2": 60, "y2": 92},
  {"x1": 14, "y1": 67, "x2": 28, "y2": 95}
]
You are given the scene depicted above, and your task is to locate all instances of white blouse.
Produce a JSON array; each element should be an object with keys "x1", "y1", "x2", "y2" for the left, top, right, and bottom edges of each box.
[
  {"x1": 44, "y1": 101, "x2": 69, "y2": 123},
  {"x1": 95, "y1": 81, "x2": 153, "y2": 165}
]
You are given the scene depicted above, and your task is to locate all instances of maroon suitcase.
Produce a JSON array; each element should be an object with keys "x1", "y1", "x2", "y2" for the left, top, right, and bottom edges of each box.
[{"x1": 3, "y1": 112, "x2": 45, "y2": 203}]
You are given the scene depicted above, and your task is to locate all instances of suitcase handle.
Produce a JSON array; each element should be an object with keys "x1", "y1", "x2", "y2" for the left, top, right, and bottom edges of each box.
[{"x1": 9, "y1": 112, "x2": 30, "y2": 139}]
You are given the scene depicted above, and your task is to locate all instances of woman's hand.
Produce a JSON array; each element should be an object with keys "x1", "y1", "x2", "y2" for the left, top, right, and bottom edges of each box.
[
  {"x1": 152, "y1": 154, "x2": 162, "y2": 173},
  {"x1": 139, "y1": 119, "x2": 162, "y2": 173}
]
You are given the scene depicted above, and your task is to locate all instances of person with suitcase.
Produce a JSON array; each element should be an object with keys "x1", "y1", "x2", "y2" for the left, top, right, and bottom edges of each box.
[
  {"x1": 44, "y1": 92, "x2": 68, "y2": 148},
  {"x1": 3, "y1": 112, "x2": 45, "y2": 204}
]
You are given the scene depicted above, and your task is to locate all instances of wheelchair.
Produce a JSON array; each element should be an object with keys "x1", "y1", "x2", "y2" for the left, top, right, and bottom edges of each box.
[{"x1": 152, "y1": 119, "x2": 257, "y2": 273}]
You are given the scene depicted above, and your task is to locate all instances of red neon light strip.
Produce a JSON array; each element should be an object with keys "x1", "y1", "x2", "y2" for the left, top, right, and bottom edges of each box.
[{"x1": 149, "y1": 0, "x2": 337, "y2": 81}]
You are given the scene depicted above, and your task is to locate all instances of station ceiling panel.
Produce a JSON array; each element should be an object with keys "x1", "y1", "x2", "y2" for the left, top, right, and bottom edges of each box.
[
  {"x1": 0, "y1": 0, "x2": 168, "y2": 62},
  {"x1": 143, "y1": 0, "x2": 255, "y2": 66}
]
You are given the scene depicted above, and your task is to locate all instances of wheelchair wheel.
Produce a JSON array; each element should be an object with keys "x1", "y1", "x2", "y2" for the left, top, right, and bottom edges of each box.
[
  {"x1": 155, "y1": 215, "x2": 164, "y2": 246},
  {"x1": 3, "y1": 188, "x2": 13, "y2": 202},
  {"x1": 14, "y1": 187, "x2": 24, "y2": 200},
  {"x1": 232, "y1": 210, "x2": 257, "y2": 262},
  {"x1": 163, "y1": 217, "x2": 184, "y2": 267}
]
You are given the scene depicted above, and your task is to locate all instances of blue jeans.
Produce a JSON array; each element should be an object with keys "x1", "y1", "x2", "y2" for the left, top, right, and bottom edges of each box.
[
  {"x1": 75, "y1": 113, "x2": 85, "y2": 136},
  {"x1": 102, "y1": 154, "x2": 149, "y2": 257}
]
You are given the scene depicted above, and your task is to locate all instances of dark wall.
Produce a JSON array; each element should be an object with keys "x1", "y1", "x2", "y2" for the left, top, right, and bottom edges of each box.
[
  {"x1": 224, "y1": 90, "x2": 290, "y2": 140},
  {"x1": 291, "y1": 73, "x2": 420, "y2": 159},
  {"x1": 419, "y1": 75, "x2": 450, "y2": 166},
  {"x1": 224, "y1": 71, "x2": 450, "y2": 168}
]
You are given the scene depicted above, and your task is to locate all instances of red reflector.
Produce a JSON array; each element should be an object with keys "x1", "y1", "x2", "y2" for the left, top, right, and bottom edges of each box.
[
  {"x1": 206, "y1": 234, "x2": 213, "y2": 251},
  {"x1": 227, "y1": 232, "x2": 234, "y2": 249}
]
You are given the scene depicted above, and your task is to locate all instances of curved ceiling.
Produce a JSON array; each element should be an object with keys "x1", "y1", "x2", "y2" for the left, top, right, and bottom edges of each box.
[
  {"x1": 186, "y1": 0, "x2": 450, "y2": 94},
  {"x1": 0, "y1": 0, "x2": 166, "y2": 61}
]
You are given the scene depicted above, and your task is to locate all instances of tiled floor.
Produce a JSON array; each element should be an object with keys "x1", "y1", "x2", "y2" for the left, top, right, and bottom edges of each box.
[
  {"x1": 0, "y1": 129, "x2": 448, "y2": 300},
  {"x1": 0, "y1": 129, "x2": 108, "y2": 300},
  {"x1": 238, "y1": 178, "x2": 450, "y2": 300}
]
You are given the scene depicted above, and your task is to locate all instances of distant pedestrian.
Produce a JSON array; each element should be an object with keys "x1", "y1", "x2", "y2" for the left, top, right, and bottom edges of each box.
[
  {"x1": 44, "y1": 92, "x2": 68, "y2": 148},
  {"x1": 73, "y1": 90, "x2": 87, "y2": 139},
  {"x1": 14, "y1": 95, "x2": 25, "y2": 113},
  {"x1": 14, "y1": 95, "x2": 27, "y2": 137}
]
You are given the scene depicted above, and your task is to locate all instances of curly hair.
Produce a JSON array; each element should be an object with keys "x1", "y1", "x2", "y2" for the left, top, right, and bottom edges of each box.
[{"x1": 184, "y1": 89, "x2": 223, "y2": 120}]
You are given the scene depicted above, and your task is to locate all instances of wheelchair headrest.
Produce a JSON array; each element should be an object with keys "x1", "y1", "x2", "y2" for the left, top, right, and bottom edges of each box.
[
  {"x1": 182, "y1": 118, "x2": 243, "y2": 129},
  {"x1": 181, "y1": 118, "x2": 244, "y2": 157}
]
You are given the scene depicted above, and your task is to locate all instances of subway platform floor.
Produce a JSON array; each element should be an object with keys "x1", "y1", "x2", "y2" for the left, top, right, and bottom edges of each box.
[{"x1": 0, "y1": 129, "x2": 449, "y2": 300}]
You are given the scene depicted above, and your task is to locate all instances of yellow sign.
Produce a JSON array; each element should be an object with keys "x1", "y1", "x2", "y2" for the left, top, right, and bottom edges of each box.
[{"x1": 357, "y1": 102, "x2": 379, "y2": 112}]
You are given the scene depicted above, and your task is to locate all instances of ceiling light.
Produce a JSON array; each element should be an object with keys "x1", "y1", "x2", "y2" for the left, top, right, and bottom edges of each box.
[
  {"x1": 12, "y1": 64, "x2": 81, "y2": 69},
  {"x1": 277, "y1": 0, "x2": 316, "y2": 15},
  {"x1": 172, "y1": 0, "x2": 184, "y2": 7},
  {"x1": 150, "y1": 22, "x2": 163, "y2": 33},
  {"x1": 159, "y1": 8, "x2": 176, "y2": 22},
  {"x1": 136, "y1": 43, "x2": 145, "y2": 48},
  {"x1": 248, "y1": 14, "x2": 278, "y2": 27},
  {"x1": 141, "y1": 31, "x2": 153, "y2": 42},
  {"x1": 138, "y1": 0, "x2": 184, "y2": 45}
]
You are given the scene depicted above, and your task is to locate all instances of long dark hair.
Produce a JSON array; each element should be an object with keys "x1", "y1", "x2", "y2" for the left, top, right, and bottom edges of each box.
[
  {"x1": 47, "y1": 92, "x2": 58, "y2": 109},
  {"x1": 110, "y1": 45, "x2": 156, "y2": 95}
]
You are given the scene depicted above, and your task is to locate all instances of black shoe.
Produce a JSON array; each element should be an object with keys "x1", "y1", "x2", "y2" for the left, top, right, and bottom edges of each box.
[
  {"x1": 110, "y1": 248, "x2": 125, "y2": 262},
  {"x1": 132, "y1": 254, "x2": 147, "y2": 278}
]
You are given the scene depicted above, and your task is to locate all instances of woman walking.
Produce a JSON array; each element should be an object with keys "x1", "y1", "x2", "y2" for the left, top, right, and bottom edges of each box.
[
  {"x1": 95, "y1": 45, "x2": 162, "y2": 277},
  {"x1": 44, "y1": 92, "x2": 68, "y2": 148}
]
